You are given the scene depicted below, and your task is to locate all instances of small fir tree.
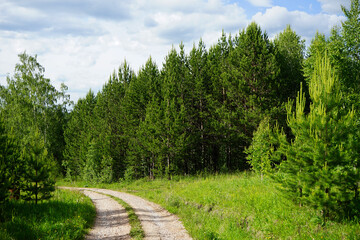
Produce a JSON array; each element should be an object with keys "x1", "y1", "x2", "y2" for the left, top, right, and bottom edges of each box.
[
  {"x1": 82, "y1": 140, "x2": 101, "y2": 183},
  {"x1": 99, "y1": 155, "x2": 113, "y2": 183},
  {"x1": 246, "y1": 117, "x2": 286, "y2": 180},
  {"x1": 22, "y1": 128, "x2": 55, "y2": 204}
]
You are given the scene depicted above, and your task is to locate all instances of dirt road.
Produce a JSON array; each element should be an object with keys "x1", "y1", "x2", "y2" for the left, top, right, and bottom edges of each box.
[
  {"x1": 81, "y1": 190, "x2": 131, "y2": 240},
  {"x1": 60, "y1": 187, "x2": 192, "y2": 240}
]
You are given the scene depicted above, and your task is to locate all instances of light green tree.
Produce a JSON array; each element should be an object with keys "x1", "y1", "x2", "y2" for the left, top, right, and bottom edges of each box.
[
  {"x1": 1, "y1": 52, "x2": 69, "y2": 172},
  {"x1": 278, "y1": 55, "x2": 360, "y2": 220},
  {"x1": 246, "y1": 117, "x2": 286, "y2": 180}
]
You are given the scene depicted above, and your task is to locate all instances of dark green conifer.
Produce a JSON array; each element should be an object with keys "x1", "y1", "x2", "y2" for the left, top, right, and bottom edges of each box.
[{"x1": 22, "y1": 128, "x2": 55, "y2": 204}]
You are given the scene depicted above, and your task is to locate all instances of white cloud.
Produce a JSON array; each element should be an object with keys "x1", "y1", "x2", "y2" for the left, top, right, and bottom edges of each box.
[
  {"x1": 0, "y1": 0, "x2": 349, "y2": 103},
  {"x1": 317, "y1": 0, "x2": 350, "y2": 14},
  {"x1": 246, "y1": 0, "x2": 272, "y2": 7},
  {"x1": 252, "y1": 6, "x2": 345, "y2": 43}
]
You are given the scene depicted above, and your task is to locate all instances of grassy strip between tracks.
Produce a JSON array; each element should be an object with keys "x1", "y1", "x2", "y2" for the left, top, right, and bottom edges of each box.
[{"x1": 104, "y1": 193, "x2": 145, "y2": 240}]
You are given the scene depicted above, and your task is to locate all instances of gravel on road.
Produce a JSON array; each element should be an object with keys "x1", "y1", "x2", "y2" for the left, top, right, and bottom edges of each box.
[
  {"x1": 60, "y1": 187, "x2": 192, "y2": 240},
  {"x1": 90, "y1": 188, "x2": 192, "y2": 240},
  {"x1": 74, "y1": 189, "x2": 131, "y2": 240}
]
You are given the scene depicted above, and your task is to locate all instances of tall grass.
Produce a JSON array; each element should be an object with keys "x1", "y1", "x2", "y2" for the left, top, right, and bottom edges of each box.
[
  {"x1": 0, "y1": 189, "x2": 96, "y2": 240},
  {"x1": 58, "y1": 173, "x2": 360, "y2": 239}
]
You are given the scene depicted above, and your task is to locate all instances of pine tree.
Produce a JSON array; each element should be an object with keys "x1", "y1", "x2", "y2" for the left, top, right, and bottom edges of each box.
[
  {"x1": 22, "y1": 128, "x2": 55, "y2": 204},
  {"x1": 273, "y1": 25, "x2": 306, "y2": 106},
  {"x1": 186, "y1": 40, "x2": 212, "y2": 173},
  {"x1": 213, "y1": 23, "x2": 280, "y2": 171},
  {"x1": 206, "y1": 33, "x2": 233, "y2": 172},
  {"x1": 97, "y1": 62, "x2": 134, "y2": 179},
  {"x1": 156, "y1": 45, "x2": 189, "y2": 178},
  {"x1": 63, "y1": 90, "x2": 97, "y2": 179},
  {"x1": 278, "y1": 55, "x2": 360, "y2": 220},
  {"x1": 132, "y1": 97, "x2": 163, "y2": 179},
  {"x1": 125, "y1": 58, "x2": 161, "y2": 178}
]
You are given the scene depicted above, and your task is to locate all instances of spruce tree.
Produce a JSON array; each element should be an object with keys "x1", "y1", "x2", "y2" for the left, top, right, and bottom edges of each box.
[{"x1": 22, "y1": 128, "x2": 55, "y2": 204}]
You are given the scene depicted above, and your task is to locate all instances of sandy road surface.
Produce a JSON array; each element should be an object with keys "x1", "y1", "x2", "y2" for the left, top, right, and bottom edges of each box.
[
  {"x1": 60, "y1": 187, "x2": 192, "y2": 240},
  {"x1": 81, "y1": 190, "x2": 131, "y2": 240}
]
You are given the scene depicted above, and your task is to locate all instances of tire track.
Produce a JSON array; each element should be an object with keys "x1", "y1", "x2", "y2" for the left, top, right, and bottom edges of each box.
[
  {"x1": 66, "y1": 189, "x2": 131, "y2": 240},
  {"x1": 61, "y1": 187, "x2": 192, "y2": 240}
]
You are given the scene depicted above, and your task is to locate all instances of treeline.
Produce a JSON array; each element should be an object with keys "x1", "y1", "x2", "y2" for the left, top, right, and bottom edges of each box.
[
  {"x1": 1, "y1": 0, "x2": 359, "y2": 219},
  {"x1": 62, "y1": 22, "x2": 305, "y2": 182}
]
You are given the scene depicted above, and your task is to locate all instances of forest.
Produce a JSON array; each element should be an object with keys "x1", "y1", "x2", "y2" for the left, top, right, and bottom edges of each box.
[{"x1": 1, "y1": 0, "x2": 359, "y2": 221}]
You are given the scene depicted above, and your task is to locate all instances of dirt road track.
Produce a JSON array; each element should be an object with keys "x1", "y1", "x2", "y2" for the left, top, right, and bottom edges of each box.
[
  {"x1": 60, "y1": 187, "x2": 192, "y2": 240},
  {"x1": 81, "y1": 190, "x2": 131, "y2": 240}
]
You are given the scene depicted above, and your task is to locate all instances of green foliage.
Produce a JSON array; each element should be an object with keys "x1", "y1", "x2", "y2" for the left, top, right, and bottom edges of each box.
[
  {"x1": 274, "y1": 25, "x2": 306, "y2": 102},
  {"x1": 273, "y1": 25, "x2": 307, "y2": 131},
  {"x1": 124, "y1": 166, "x2": 136, "y2": 182},
  {"x1": 22, "y1": 128, "x2": 55, "y2": 204},
  {"x1": 62, "y1": 23, "x2": 307, "y2": 180},
  {"x1": 0, "y1": 189, "x2": 96, "y2": 240},
  {"x1": 278, "y1": 55, "x2": 360, "y2": 220},
  {"x1": 99, "y1": 156, "x2": 114, "y2": 184},
  {"x1": 1, "y1": 52, "x2": 70, "y2": 171},
  {"x1": 303, "y1": 32, "x2": 328, "y2": 82},
  {"x1": 245, "y1": 117, "x2": 286, "y2": 178},
  {"x1": 342, "y1": 0, "x2": 360, "y2": 63},
  {"x1": 0, "y1": 117, "x2": 9, "y2": 205},
  {"x1": 0, "y1": 114, "x2": 23, "y2": 210},
  {"x1": 63, "y1": 90, "x2": 97, "y2": 179},
  {"x1": 82, "y1": 140, "x2": 100, "y2": 184},
  {"x1": 304, "y1": 1, "x2": 360, "y2": 103}
]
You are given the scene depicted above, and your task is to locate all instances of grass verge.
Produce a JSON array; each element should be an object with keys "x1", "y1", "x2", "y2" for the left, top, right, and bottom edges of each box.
[
  {"x1": 0, "y1": 189, "x2": 96, "y2": 240},
  {"x1": 58, "y1": 173, "x2": 360, "y2": 240}
]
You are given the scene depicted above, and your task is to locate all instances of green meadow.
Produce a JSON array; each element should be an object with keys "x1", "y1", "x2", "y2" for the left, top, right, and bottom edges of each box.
[{"x1": 60, "y1": 173, "x2": 360, "y2": 240}]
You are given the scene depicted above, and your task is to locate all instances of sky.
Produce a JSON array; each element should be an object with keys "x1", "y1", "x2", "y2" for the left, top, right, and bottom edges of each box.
[{"x1": 0, "y1": 0, "x2": 351, "y2": 102}]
